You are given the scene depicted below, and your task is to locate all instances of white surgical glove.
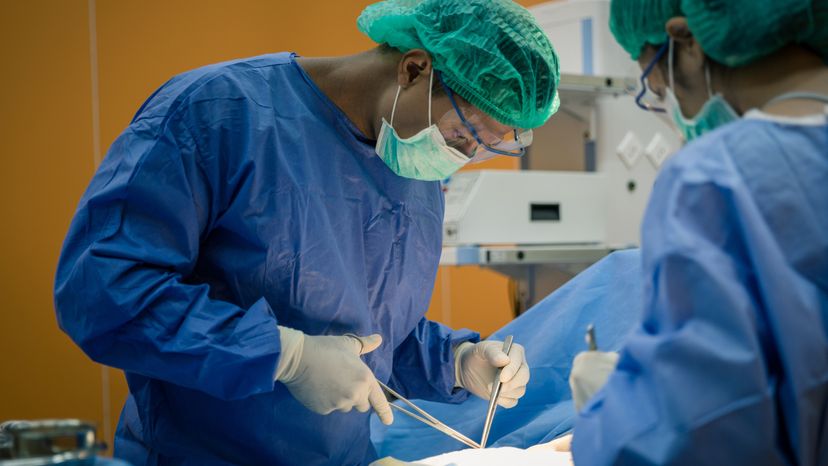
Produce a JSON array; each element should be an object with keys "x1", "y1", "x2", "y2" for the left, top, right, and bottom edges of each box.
[
  {"x1": 275, "y1": 326, "x2": 393, "y2": 425},
  {"x1": 569, "y1": 350, "x2": 619, "y2": 410},
  {"x1": 454, "y1": 340, "x2": 530, "y2": 408},
  {"x1": 529, "y1": 433, "x2": 573, "y2": 453}
]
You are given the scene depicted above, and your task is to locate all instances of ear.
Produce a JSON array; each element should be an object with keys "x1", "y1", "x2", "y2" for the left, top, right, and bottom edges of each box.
[
  {"x1": 665, "y1": 17, "x2": 705, "y2": 67},
  {"x1": 396, "y1": 49, "x2": 433, "y2": 88}
]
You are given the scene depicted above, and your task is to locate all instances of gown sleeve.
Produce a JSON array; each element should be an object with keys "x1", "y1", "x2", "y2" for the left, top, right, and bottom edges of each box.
[
  {"x1": 389, "y1": 317, "x2": 479, "y2": 402},
  {"x1": 54, "y1": 108, "x2": 282, "y2": 401},
  {"x1": 571, "y1": 152, "x2": 788, "y2": 465}
]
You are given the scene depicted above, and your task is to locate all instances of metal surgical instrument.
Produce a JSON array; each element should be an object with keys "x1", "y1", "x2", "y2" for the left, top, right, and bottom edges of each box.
[
  {"x1": 378, "y1": 380, "x2": 481, "y2": 449},
  {"x1": 479, "y1": 335, "x2": 514, "y2": 448},
  {"x1": 586, "y1": 323, "x2": 597, "y2": 351}
]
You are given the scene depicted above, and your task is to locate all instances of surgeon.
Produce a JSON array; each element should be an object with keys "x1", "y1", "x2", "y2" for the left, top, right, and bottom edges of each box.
[
  {"x1": 53, "y1": 1, "x2": 557, "y2": 465},
  {"x1": 564, "y1": 0, "x2": 828, "y2": 464}
]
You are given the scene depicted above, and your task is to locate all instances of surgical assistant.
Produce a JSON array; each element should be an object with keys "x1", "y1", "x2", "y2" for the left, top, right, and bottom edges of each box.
[
  {"x1": 571, "y1": 0, "x2": 828, "y2": 465},
  {"x1": 53, "y1": 1, "x2": 559, "y2": 465}
]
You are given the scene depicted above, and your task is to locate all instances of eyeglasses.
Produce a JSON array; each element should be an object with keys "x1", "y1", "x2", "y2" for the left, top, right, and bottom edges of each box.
[
  {"x1": 437, "y1": 73, "x2": 533, "y2": 162},
  {"x1": 635, "y1": 42, "x2": 670, "y2": 113}
]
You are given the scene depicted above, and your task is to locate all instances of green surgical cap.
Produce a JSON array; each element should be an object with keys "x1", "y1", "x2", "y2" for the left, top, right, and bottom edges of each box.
[
  {"x1": 358, "y1": 0, "x2": 560, "y2": 129},
  {"x1": 610, "y1": 0, "x2": 828, "y2": 67}
]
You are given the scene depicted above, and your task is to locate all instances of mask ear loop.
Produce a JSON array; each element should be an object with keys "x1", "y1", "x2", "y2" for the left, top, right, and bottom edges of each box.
[
  {"x1": 390, "y1": 68, "x2": 434, "y2": 127},
  {"x1": 427, "y1": 69, "x2": 434, "y2": 126},
  {"x1": 390, "y1": 85, "x2": 402, "y2": 127},
  {"x1": 668, "y1": 38, "x2": 675, "y2": 91}
]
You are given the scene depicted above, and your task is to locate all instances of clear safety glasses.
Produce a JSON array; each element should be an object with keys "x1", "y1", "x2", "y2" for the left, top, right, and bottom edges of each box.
[
  {"x1": 436, "y1": 73, "x2": 533, "y2": 162},
  {"x1": 635, "y1": 41, "x2": 670, "y2": 113}
]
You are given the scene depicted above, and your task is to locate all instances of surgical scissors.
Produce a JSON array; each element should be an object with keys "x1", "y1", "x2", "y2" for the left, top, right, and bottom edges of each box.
[{"x1": 377, "y1": 380, "x2": 481, "y2": 449}]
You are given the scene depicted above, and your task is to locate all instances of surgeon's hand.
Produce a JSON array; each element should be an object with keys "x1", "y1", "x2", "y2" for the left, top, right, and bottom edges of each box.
[
  {"x1": 454, "y1": 340, "x2": 530, "y2": 408},
  {"x1": 569, "y1": 350, "x2": 619, "y2": 410},
  {"x1": 275, "y1": 326, "x2": 393, "y2": 425}
]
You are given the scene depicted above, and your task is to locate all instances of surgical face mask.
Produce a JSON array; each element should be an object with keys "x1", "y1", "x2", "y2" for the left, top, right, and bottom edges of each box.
[
  {"x1": 666, "y1": 39, "x2": 739, "y2": 142},
  {"x1": 375, "y1": 72, "x2": 470, "y2": 181},
  {"x1": 664, "y1": 89, "x2": 739, "y2": 142}
]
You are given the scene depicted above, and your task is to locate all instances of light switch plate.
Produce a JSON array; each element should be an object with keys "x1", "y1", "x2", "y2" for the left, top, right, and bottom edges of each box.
[
  {"x1": 616, "y1": 131, "x2": 642, "y2": 169},
  {"x1": 645, "y1": 133, "x2": 673, "y2": 168}
]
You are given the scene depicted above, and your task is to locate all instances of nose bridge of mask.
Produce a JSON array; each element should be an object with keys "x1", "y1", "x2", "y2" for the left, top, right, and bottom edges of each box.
[{"x1": 429, "y1": 129, "x2": 472, "y2": 164}]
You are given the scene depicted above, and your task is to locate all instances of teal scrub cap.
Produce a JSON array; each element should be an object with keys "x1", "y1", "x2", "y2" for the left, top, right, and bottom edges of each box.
[
  {"x1": 610, "y1": 0, "x2": 828, "y2": 66},
  {"x1": 357, "y1": 0, "x2": 560, "y2": 129}
]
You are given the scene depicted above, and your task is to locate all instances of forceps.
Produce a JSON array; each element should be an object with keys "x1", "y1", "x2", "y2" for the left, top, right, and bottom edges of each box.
[{"x1": 377, "y1": 380, "x2": 481, "y2": 449}]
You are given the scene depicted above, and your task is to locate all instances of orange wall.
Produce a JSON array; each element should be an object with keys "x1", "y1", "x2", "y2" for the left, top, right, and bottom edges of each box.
[
  {"x1": 0, "y1": 0, "x2": 557, "y2": 453},
  {"x1": 0, "y1": 0, "x2": 104, "y2": 438}
]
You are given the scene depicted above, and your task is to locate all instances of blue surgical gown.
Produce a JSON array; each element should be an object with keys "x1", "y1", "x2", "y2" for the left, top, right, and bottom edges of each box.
[
  {"x1": 54, "y1": 52, "x2": 477, "y2": 466},
  {"x1": 573, "y1": 112, "x2": 828, "y2": 465}
]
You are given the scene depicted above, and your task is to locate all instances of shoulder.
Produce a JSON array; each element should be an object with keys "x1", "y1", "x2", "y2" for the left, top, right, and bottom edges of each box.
[
  {"x1": 132, "y1": 53, "x2": 298, "y2": 124},
  {"x1": 643, "y1": 122, "x2": 764, "y2": 244},
  {"x1": 655, "y1": 119, "x2": 780, "y2": 193},
  {"x1": 664, "y1": 116, "x2": 805, "y2": 175}
]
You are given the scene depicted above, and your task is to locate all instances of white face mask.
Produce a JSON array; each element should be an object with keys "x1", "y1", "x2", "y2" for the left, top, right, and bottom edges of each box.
[
  {"x1": 666, "y1": 39, "x2": 740, "y2": 142},
  {"x1": 375, "y1": 71, "x2": 470, "y2": 181}
]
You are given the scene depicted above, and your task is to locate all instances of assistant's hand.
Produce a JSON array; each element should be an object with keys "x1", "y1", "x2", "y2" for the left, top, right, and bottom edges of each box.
[
  {"x1": 275, "y1": 326, "x2": 393, "y2": 425},
  {"x1": 454, "y1": 340, "x2": 530, "y2": 408},
  {"x1": 528, "y1": 434, "x2": 574, "y2": 465},
  {"x1": 569, "y1": 350, "x2": 619, "y2": 410},
  {"x1": 528, "y1": 433, "x2": 573, "y2": 453}
]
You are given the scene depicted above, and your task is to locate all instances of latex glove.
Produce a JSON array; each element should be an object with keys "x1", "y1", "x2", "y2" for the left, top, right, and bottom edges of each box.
[
  {"x1": 528, "y1": 433, "x2": 573, "y2": 453},
  {"x1": 527, "y1": 434, "x2": 574, "y2": 465},
  {"x1": 569, "y1": 350, "x2": 619, "y2": 410},
  {"x1": 454, "y1": 340, "x2": 529, "y2": 408},
  {"x1": 275, "y1": 326, "x2": 393, "y2": 425}
]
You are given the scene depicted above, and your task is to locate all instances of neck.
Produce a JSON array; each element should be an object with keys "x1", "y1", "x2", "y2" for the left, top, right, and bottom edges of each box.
[
  {"x1": 720, "y1": 45, "x2": 828, "y2": 116},
  {"x1": 295, "y1": 49, "x2": 399, "y2": 140}
]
